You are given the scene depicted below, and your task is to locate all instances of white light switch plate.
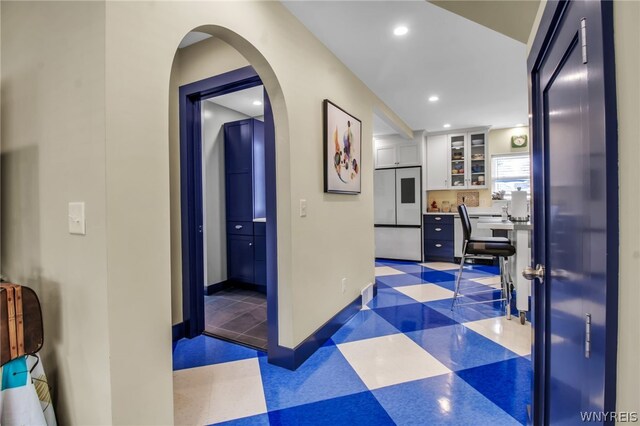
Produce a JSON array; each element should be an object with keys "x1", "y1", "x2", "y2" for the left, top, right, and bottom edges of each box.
[
  {"x1": 300, "y1": 199, "x2": 307, "y2": 217},
  {"x1": 68, "y1": 202, "x2": 86, "y2": 235}
]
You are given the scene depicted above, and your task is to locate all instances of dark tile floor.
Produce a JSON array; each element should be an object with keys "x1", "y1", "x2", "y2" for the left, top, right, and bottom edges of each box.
[{"x1": 204, "y1": 287, "x2": 268, "y2": 351}]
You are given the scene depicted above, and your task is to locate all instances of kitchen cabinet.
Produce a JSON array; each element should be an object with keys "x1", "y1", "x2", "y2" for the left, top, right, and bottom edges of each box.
[
  {"x1": 449, "y1": 130, "x2": 488, "y2": 189},
  {"x1": 424, "y1": 214, "x2": 455, "y2": 262},
  {"x1": 224, "y1": 118, "x2": 266, "y2": 288},
  {"x1": 374, "y1": 137, "x2": 421, "y2": 169},
  {"x1": 425, "y1": 134, "x2": 449, "y2": 190}
]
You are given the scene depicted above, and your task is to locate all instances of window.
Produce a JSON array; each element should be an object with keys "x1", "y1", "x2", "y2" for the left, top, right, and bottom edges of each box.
[{"x1": 491, "y1": 154, "x2": 531, "y2": 197}]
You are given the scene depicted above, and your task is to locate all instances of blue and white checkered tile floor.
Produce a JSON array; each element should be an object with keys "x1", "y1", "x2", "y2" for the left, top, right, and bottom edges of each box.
[{"x1": 173, "y1": 260, "x2": 532, "y2": 425}]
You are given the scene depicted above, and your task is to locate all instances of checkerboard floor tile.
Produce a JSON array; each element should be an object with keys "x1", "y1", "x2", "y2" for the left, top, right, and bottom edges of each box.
[{"x1": 173, "y1": 260, "x2": 531, "y2": 425}]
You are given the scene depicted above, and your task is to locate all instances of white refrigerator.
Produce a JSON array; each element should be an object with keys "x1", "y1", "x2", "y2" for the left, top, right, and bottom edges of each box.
[{"x1": 374, "y1": 167, "x2": 422, "y2": 261}]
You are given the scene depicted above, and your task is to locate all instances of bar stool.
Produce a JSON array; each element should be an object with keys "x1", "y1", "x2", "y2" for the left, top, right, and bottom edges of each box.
[{"x1": 451, "y1": 204, "x2": 516, "y2": 318}]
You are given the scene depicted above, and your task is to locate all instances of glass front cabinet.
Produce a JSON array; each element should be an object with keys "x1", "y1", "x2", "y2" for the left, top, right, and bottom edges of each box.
[{"x1": 447, "y1": 130, "x2": 488, "y2": 189}]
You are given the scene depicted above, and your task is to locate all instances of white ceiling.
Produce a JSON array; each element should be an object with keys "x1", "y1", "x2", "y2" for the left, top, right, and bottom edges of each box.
[
  {"x1": 205, "y1": 85, "x2": 264, "y2": 118},
  {"x1": 283, "y1": 1, "x2": 528, "y2": 133}
]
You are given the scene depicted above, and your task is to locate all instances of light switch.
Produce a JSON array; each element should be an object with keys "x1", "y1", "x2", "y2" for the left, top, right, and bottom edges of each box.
[
  {"x1": 299, "y1": 199, "x2": 307, "y2": 217},
  {"x1": 68, "y1": 202, "x2": 86, "y2": 235}
]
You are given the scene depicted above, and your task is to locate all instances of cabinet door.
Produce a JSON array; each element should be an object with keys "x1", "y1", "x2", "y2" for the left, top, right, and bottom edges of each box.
[
  {"x1": 448, "y1": 133, "x2": 467, "y2": 189},
  {"x1": 426, "y1": 135, "x2": 449, "y2": 190},
  {"x1": 375, "y1": 145, "x2": 397, "y2": 168},
  {"x1": 224, "y1": 120, "x2": 253, "y2": 174},
  {"x1": 397, "y1": 142, "x2": 420, "y2": 166},
  {"x1": 226, "y1": 173, "x2": 254, "y2": 221},
  {"x1": 468, "y1": 132, "x2": 487, "y2": 188},
  {"x1": 228, "y1": 235, "x2": 254, "y2": 283},
  {"x1": 395, "y1": 167, "x2": 421, "y2": 226}
]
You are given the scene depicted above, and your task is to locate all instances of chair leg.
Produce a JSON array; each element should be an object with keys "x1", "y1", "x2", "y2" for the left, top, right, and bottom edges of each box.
[
  {"x1": 504, "y1": 257, "x2": 512, "y2": 320},
  {"x1": 451, "y1": 241, "x2": 467, "y2": 310}
]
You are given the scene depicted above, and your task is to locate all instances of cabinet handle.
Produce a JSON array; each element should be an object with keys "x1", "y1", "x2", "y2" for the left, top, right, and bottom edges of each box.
[
  {"x1": 235, "y1": 225, "x2": 243, "y2": 230},
  {"x1": 435, "y1": 244, "x2": 442, "y2": 248},
  {"x1": 435, "y1": 217, "x2": 441, "y2": 221},
  {"x1": 435, "y1": 228, "x2": 442, "y2": 231}
]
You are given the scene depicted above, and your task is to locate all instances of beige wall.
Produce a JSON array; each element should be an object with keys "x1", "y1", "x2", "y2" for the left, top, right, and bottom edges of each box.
[
  {"x1": 527, "y1": 0, "x2": 640, "y2": 414},
  {"x1": 0, "y1": 2, "x2": 113, "y2": 424},
  {"x1": 102, "y1": 1, "x2": 410, "y2": 423},
  {"x1": 612, "y1": 0, "x2": 640, "y2": 414},
  {"x1": 427, "y1": 126, "x2": 529, "y2": 209},
  {"x1": 169, "y1": 37, "x2": 250, "y2": 324}
]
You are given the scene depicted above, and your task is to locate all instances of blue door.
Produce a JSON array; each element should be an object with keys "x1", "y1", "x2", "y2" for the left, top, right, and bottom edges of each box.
[{"x1": 528, "y1": 1, "x2": 618, "y2": 424}]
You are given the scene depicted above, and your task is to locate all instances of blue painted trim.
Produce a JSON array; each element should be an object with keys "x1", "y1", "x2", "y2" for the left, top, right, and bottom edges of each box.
[
  {"x1": 172, "y1": 322, "x2": 186, "y2": 342},
  {"x1": 269, "y1": 290, "x2": 367, "y2": 370},
  {"x1": 528, "y1": 1, "x2": 619, "y2": 423},
  {"x1": 179, "y1": 66, "x2": 275, "y2": 341}
]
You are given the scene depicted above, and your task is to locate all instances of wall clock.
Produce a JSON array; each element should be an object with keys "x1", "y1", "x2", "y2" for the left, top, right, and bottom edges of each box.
[{"x1": 511, "y1": 134, "x2": 528, "y2": 148}]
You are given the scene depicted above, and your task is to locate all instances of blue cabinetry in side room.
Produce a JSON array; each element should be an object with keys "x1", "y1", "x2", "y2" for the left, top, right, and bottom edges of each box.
[
  {"x1": 224, "y1": 118, "x2": 266, "y2": 288},
  {"x1": 423, "y1": 214, "x2": 455, "y2": 262}
]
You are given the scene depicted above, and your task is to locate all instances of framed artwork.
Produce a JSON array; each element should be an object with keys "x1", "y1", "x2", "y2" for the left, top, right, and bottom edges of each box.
[
  {"x1": 323, "y1": 99, "x2": 362, "y2": 194},
  {"x1": 511, "y1": 134, "x2": 528, "y2": 149}
]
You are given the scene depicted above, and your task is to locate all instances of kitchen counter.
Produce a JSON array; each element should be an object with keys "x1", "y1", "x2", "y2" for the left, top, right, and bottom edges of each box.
[
  {"x1": 424, "y1": 210, "x2": 501, "y2": 217},
  {"x1": 476, "y1": 217, "x2": 532, "y2": 231}
]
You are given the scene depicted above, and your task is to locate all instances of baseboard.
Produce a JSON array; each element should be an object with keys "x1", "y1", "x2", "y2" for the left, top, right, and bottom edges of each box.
[
  {"x1": 172, "y1": 321, "x2": 187, "y2": 342},
  {"x1": 206, "y1": 280, "x2": 267, "y2": 295},
  {"x1": 268, "y1": 287, "x2": 371, "y2": 371},
  {"x1": 206, "y1": 281, "x2": 231, "y2": 295}
]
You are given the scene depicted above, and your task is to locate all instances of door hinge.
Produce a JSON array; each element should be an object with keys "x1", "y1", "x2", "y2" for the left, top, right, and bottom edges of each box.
[
  {"x1": 585, "y1": 313, "x2": 591, "y2": 358},
  {"x1": 580, "y1": 18, "x2": 588, "y2": 64}
]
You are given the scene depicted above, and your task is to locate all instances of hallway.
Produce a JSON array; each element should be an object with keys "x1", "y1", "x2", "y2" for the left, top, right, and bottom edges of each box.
[{"x1": 173, "y1": 260, "x2": 531, "y2": 425}]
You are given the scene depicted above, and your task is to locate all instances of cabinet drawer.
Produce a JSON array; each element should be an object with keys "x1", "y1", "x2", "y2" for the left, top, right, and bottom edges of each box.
[
  {"x1": 425, "y1": 223, "x2": 454, "y2": 241},
  {"x1": 424, "y1": 214, "x2": 454, "y2": 225},
  {"x1": 424, "y1": 240, "x2": 454, "y2": 259},
  {"x1": 227, "y1": 221, "x2": 253, "y2": 236}
]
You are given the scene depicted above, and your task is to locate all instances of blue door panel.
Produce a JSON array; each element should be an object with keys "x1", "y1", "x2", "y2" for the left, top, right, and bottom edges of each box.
[{"x1": 529, "y1": 1, "x2": 619, "y2": 423}]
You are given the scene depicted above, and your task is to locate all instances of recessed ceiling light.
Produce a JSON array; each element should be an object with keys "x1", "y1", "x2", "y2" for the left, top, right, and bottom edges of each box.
[
  {"x1": 443, "y1": 123, "x2": 451, "y2": 128},
  {"x1": 428, "y1": 95, "x2": 439, "y2": 102},
  {"x1": 515, "y1": 123, "x2": 524, "y2": 127},
  {"x1": 393, "y1": 25, "x2": 409, "y2": 36},
  {"x1": 253, "y1": 100, "x2": 263, "y2": 106}
]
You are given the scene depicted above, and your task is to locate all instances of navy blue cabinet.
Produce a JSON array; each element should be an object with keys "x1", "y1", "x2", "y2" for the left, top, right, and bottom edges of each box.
[
  {"x1": 224, "y1": 119, "x2": 266, "y2": 288},
  {"x1": 424, "y1": 214, "x2": 455, "y2": 262}
]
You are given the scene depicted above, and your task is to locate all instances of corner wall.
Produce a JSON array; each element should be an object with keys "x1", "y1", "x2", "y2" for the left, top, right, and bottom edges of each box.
[
  {"x1": 0, "y1": 2, "x2": 112, "y2": 424},
  {"x1": 103, "y1": 2, "x2": 410, "y2": 423}
]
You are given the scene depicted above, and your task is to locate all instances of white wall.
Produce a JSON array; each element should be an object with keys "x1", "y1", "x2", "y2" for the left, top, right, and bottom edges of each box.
[
  {"x1": 612, "y1": 0, "x2": 640, "y2": 414},
  {"x1": 0, "y1": 2, "x2": 113, "y2": 424},
  {"x1": 202, "y1": 101, "x2": 251, "y2": 286}
]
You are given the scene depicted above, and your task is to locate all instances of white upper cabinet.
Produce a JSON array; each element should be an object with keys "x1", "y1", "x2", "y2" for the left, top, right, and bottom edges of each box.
[
  {"x1": 426, "y1": 134, "x2": 449, "y2": 190},
  {"x1": 374, "y1": 133, "x2": 422, "y2": 169},
  {"x1": 425, "y1": 128, "x2": 488, "y2": 190}
]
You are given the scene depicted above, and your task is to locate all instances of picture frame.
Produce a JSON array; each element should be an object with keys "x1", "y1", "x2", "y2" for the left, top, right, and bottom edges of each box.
[{"x1": 323, "y1": 99, "x2": 362, "y2": 194}]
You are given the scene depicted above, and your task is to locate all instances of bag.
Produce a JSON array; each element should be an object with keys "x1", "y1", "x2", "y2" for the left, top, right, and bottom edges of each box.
[{"x1": 0, "y1": 284, "x2": 44, "y2": 366}]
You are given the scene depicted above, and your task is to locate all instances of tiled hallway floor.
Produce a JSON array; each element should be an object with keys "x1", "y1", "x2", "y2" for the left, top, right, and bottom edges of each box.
[
  {"x1": 204, "y1": 287, "x2": 267, "y2": 350},
  {"x1": 173, "y1": 260, "x2": 531, "y2": 425}
]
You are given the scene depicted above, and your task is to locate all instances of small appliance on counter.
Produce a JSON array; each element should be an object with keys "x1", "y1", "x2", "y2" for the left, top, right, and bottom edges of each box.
[{"x1": 509, "y1": 188, "x2": 529, "y2": 222}]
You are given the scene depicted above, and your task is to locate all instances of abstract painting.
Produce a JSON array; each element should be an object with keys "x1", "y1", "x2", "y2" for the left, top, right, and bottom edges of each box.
[{"x1": 323, "y1": 99, "x2": 362, "y2": 194}]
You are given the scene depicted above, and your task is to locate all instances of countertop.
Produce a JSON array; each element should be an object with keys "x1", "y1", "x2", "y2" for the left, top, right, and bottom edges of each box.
[
  {"x1": 476, "y1": 217, "x2": 532, "y2": 231},
  {"x1": 424, "y1": 209, "x2": 501, "y2": 217}
]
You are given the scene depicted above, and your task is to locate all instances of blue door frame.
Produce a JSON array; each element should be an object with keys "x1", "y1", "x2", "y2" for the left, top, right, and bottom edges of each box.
[
  {"x1": 179, "y1": 66, "x2": 278, "y2": 348},
  {"x1": 528, "y1": 1, "x2": 618, "y2": 423}
]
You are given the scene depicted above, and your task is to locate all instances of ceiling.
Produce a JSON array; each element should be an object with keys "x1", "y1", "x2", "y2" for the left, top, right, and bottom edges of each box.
[
  {"x1": 283, "y1": 1, "x2": 529, "y2": 134},
  {"x1": 205, "y1": 86, "x2": 264, "y2": 118},
  {"x1": 430, "y1": 1, "x2": 540, "y2": 43}
]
